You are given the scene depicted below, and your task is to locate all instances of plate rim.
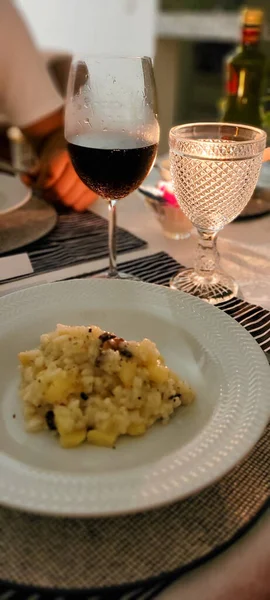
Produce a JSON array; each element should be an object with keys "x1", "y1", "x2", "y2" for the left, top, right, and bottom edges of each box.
[
  {"x1": 0, "y1": 278, "x2": 269, "y2": 517},
  {"x1": 0, "y1": 174, "x2": 31, "y2": 216}
]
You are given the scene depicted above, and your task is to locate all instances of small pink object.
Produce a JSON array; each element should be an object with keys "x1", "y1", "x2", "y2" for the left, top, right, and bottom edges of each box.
[{"x1": 158, "y1": 181, "x2": 179, "y2": 207}]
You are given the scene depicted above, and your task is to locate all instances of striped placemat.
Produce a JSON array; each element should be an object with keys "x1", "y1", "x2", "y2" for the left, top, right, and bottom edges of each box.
[
  {"x1": 1, "y1": 208, "x2": 147, "y2": 284},
  {"x1": 67, "y1": 251, "x2": 270, "y2": 352},
  {"x1": 0, "y1": 251, "x2": 269, "y2": 600}
]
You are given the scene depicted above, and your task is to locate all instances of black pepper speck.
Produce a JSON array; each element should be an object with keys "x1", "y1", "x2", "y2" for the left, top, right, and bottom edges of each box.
[
  {"x1": 45, "y1": 410, "x2": 56, "y2": 430},
  {"x1": 119, "y1": 347, "x2": 133, "y2": 359},
  {"x1": 99, "y1": 332, "x2": 116, "y2": 343}
]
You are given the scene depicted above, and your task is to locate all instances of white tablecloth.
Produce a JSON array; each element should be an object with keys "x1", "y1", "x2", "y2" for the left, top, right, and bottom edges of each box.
[{"x1": 1, "y1": 192, "x2": 270, "y2": 599}]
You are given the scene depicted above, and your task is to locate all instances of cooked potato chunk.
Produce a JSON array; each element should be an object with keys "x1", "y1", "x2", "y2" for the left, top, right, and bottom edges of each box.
[{"x1": 60, "y1": 430, "x2": 86, "y2": 448}]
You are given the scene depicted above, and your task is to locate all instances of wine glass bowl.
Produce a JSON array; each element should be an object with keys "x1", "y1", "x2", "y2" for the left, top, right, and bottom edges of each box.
[
  {"x1": 169, "y1": 123, "x2": 266, "y2": 304},
  {"x1": 65, "y1": 56, "x2": 159, "y2": 278}
]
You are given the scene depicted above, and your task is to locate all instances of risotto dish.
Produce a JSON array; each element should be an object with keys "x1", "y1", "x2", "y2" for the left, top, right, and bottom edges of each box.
[{"x1": 18, "y1": 324, "x2": 195, "y2": 448}]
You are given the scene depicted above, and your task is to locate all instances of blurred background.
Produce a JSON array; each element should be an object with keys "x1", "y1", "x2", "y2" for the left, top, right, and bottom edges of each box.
[{"x1": 3, "y1": 0, "x2": 270, "y2": 155}]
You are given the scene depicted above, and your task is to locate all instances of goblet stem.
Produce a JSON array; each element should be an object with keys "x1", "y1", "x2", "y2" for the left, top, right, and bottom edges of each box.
[
  {"x1": 194, "y1": 230, "x2": 220, "y2": 279},
  {"x1": 108, "y1": 199, "x2": 118, "y2": 278}
]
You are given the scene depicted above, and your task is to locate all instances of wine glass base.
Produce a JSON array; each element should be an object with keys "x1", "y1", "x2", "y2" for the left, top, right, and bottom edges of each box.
[
  {"x1": 95, "y1": 271, "x2": 140, "y2": 281},
  {"x1": 170, "y1": 268, "x2": 238, "y2": 305},
  {"x1": 163, "y1": 230, "x2": 191, "y2": 241}
]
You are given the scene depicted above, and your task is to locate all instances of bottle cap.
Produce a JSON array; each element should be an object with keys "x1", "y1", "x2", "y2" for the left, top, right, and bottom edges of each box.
[{"x1": 241, "y1": 8, "x2": 264, "y2": 27}]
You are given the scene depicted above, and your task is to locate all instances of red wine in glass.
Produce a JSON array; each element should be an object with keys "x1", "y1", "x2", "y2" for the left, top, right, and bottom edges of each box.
[{"x1": 68, "y1": 133, "x2": 157, "y2": 199}]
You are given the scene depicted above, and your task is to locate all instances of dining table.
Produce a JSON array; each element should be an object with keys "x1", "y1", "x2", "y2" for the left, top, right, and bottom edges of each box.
[
  {"x1": 91, "y1": 194, "x2": 270, "y2": 600},
  {"x1": 0, "y1": 188, "x2": 269, "y2": 600}
]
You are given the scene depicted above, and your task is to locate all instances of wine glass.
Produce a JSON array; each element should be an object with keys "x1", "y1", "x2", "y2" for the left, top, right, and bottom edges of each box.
[
  {"x1": 65, "y1": 56, "x2": 159, "y2": 278},
  {"x1": 169, "y1": 123, "x2": 266, "y2": 304}
]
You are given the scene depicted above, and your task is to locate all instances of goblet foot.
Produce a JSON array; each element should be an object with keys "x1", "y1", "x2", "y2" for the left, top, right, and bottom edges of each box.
[
  {"x1": 170, "y1": 268, "x2": 238, "y2": 305},
  {"x1": 95, "y1": 271, "x2": 140, "y2": 281}
]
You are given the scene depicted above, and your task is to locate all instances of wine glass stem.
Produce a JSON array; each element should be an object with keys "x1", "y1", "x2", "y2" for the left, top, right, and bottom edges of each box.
[
  {"x1": 108, "y1": 199, "x2": 118, "y2": 278},
  {"x1": 194, "y1": 230, "x2": 220, "y2": 278}
]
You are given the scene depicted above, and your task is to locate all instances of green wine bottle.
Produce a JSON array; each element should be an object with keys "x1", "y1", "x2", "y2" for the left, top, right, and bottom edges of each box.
[
  {"x1": 221, "y1": 8, "x2": 266, "y2": 128},
  {"x1": 261, "y1": 59, "x2": 270, "y2": 142}
]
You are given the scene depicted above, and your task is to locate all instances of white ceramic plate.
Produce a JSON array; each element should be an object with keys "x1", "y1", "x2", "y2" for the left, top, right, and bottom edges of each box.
[
  {"x1": 0, "y1": 174, "x2": 31, "y2": 215},
  {"x1": 0, "y1": 279, "x2": 269, "y2": 517}
]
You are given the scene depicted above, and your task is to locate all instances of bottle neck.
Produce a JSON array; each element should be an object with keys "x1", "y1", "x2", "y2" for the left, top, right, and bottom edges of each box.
[{"x1": 241, "y1": 25, "x2": 261, "y2": 48}]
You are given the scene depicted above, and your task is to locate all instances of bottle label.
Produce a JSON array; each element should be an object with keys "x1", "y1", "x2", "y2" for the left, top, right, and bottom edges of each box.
[
  {"x1": 226, "y1": 65, "x2": 239, "y2": 95},
  {"x1": 242, "y1": 26, "x2": 260, "y2": 45}
]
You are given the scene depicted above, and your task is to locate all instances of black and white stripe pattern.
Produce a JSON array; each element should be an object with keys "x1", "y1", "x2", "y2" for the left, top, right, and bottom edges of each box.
[
  {"x1": 1, "y1": 209, "x2": 147, "y2": 284},
  {"x1": 70, "y1": 250, "x2": 181, "y2": 285},
  {"x1": 69, "y1": 251, "x2": 270, "y2": 352},
  {"x1": 218, "y1": 297, "x2": 270, "y2": 352},
  {"x1": 0, "y1": 251, "x2": 269, "y2": 600}
]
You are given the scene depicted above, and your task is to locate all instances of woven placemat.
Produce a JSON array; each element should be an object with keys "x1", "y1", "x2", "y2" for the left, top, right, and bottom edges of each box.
[
  {"x1": 0, "y1": 424, "x2": 268, "y2": 593},
  {"x1": 0, "y1": 252, "x2": 269, "y2": 600},
  {"x1": 0, "y1": 207, "x2": 147, "y2": 284}
]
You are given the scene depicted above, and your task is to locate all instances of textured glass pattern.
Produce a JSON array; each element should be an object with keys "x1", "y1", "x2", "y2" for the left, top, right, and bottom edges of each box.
[
  {"x1": 169, "y1": 122, "x2": 266, "y2": 302},
  {"x1": 170, "y1": 150, "x2": 262, "y2": 231}
]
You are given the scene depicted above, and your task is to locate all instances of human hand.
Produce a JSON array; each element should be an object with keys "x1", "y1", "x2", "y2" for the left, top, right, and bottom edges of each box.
[
  {"x1": 263, "y1": 148, "x2": 270, "y2": 162},
  {"x1": 22, "y1": 113, "x2": 97, "y2": 212}
]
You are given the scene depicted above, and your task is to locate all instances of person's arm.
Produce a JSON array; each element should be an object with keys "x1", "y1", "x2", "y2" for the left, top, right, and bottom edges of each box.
[
  {"x1": 0, "y1": 0, "x2": 63, "y2": 128},
  {"x1": 0, "y1": 0, "x2": 97, "y2": 211},
  {"x1": 22, "y1": 112, "x2": 98, "y2": 212}
]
